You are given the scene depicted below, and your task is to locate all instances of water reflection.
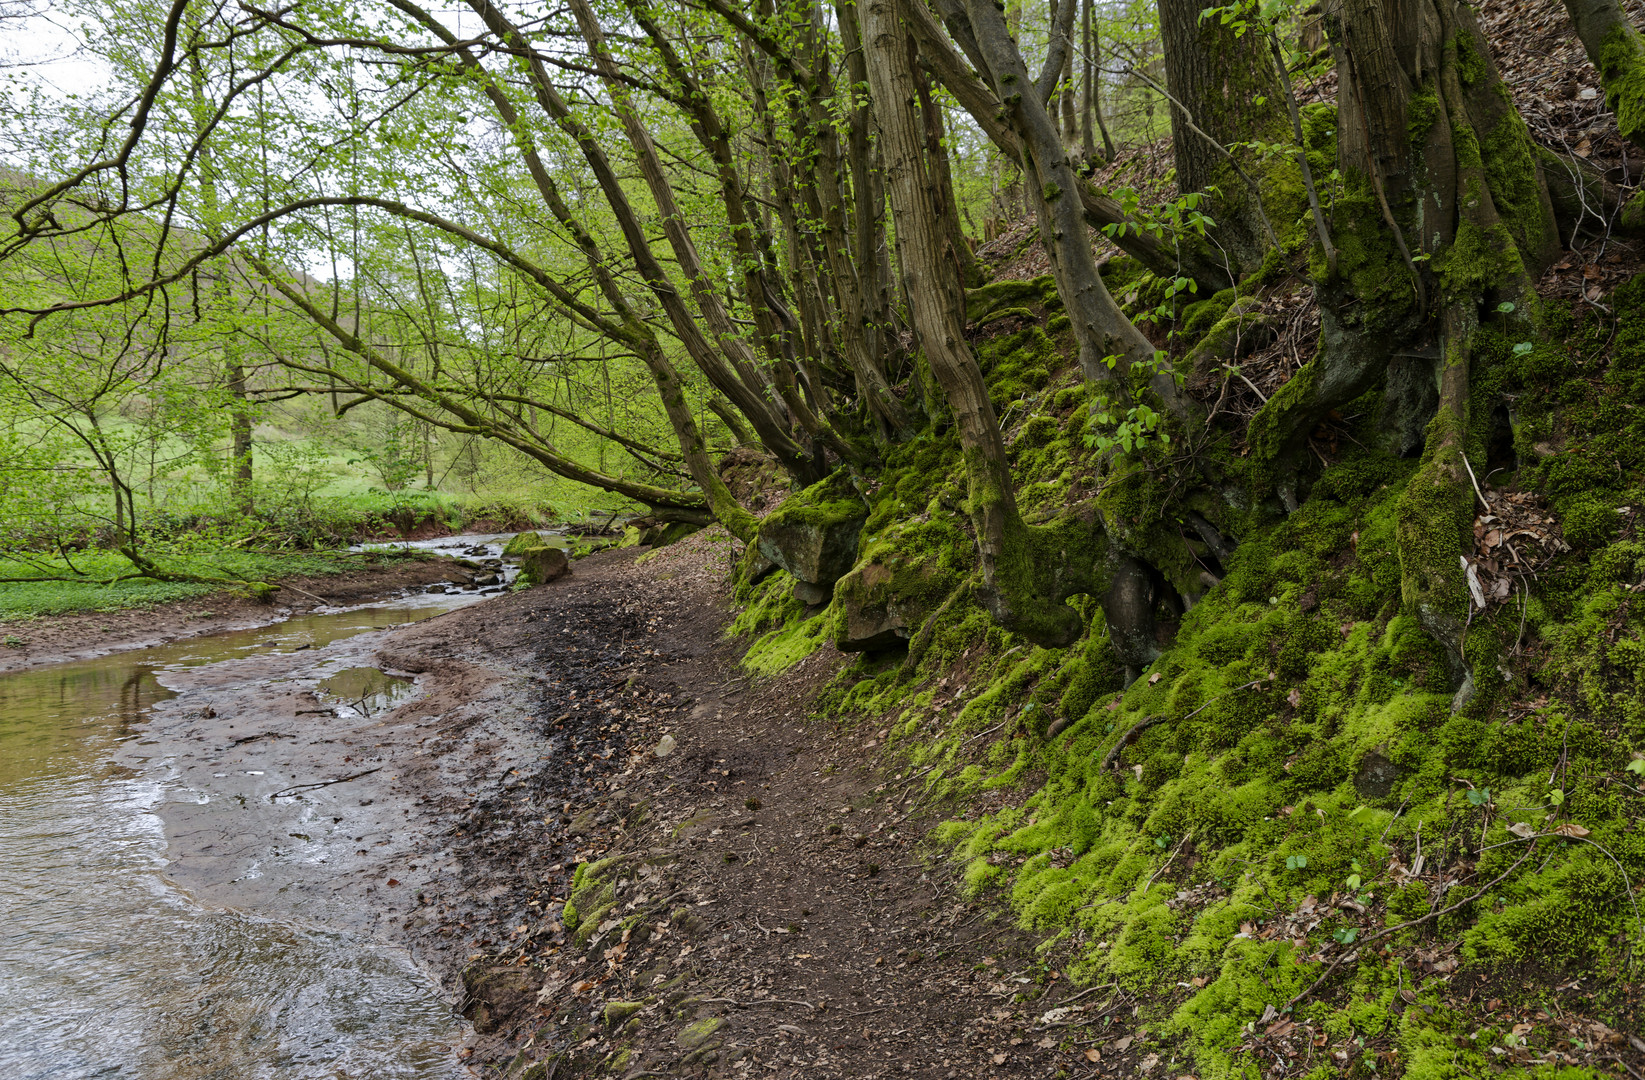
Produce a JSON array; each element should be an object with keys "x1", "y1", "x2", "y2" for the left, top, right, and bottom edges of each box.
[{"x1": 0, "y1": 588, "x2": 481, "y2": 1080}]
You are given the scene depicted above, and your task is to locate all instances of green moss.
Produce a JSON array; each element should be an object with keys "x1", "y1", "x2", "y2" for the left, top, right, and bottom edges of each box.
[
  {"x1": 710, "y1": 261, "x2": 1645, "y2": 1079},
  {"x1": 502, "y1": 530, "x2": 550, "y2": 556},
  {"x1": 1598, "y1": 24, "x2": 1645, "y2": 147},
  {"x1": 759, "y1": 467, "x2": 864, "y2": 532},
  {"x1": 964, "y1": 275, "x2": 1058, "y2": 325}
]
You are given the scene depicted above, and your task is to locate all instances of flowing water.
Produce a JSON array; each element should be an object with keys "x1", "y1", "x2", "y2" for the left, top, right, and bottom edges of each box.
[{"x1": 0, "y1": 532, "x2": 555, "y2": 1079}]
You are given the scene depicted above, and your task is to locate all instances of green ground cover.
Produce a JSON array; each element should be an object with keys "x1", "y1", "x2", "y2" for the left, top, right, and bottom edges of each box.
[{"x1": 731, "y1": 265, "x2": 1645, "y2": 1078}]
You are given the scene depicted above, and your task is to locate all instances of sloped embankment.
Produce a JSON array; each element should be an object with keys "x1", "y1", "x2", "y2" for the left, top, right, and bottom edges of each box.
[{"x1": 727, "y1": 265, "x2": 1645, "y2": 1077}]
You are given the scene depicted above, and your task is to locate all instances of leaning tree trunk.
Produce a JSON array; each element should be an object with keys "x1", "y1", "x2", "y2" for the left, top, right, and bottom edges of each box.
[
  {"x1": 912, "y1": 0, "x2": 1233, "y2": 290},
  {"x1": 1249, "y1": 0, "x2": 1561, "y2": 708},
  {"x1": 1156, "y1": 0, "x2": 1293, "y2": 276},
  {"x1": 953, "y1": 0, "x2": 1193, "y2": 423},
  {"x1": 1561, "y1": 0, "x2": 1645, "y2": 151},
  {"x1": 863, "y1": 0, "x2": 1097, "y2": 646}
]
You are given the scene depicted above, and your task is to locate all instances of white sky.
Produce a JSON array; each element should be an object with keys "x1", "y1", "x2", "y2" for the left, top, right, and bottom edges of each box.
[{"x1": 2, "y1": 6, "x2": 114, "y2": 98}]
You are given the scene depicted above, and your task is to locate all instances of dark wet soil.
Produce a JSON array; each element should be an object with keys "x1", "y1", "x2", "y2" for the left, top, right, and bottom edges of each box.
[
  {"x1": 376, "y1": 542, "x2": 1130, "y2": 1079},
  {"x1": 78, "y1": 537, "x2": 1135, "y2": 1078}
]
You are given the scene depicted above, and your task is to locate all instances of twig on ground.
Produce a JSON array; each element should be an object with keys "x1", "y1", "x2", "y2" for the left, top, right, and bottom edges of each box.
[{"x1": 269, "y1": 767, "x2": 382, "y2": 800}]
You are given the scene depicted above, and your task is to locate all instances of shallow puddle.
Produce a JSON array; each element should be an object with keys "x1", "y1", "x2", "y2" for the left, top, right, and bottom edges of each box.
[
  {"x1": 0, "y1": 571, "x2": 501, "y2": 1079},
  {"x1": 316, "y1": 666, "x2": 418, "y2": 717}
]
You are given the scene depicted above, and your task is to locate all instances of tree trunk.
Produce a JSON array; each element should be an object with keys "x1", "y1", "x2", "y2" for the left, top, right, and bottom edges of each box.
[
  {"x1": 863, "y1": 0, "x2": 1087, "y2": 646},
  {"x1": 955, "y1": 0, "x2": 1193, "y2": 421},
  {"x1": 1060, "y1": 0, "x2": 1078, "y2": 146},
  {"x1": 623, "y1": 0, "x2": 875, "y2": 466},
  {"x1": 1560, "y1": 0, "x2": 1645, "y2": 150},
  {"x1": 227, "y1": 359, "x2": 254, "y2": 513},
  {"x1": 1080, "y1": 0, "x2": 1096, "y2": 159},
  {"x1": 459, "y1": 0, "x2": 821, "y2": 490},
  {"x1": 1248, "y1": 0, "x2": 1562, "y2": 707},
  {"x1": 1156, "y1": 0, "x2": 1292, "y2": 275},
  {"x1": 913, "y1": 55, "x2": 981, "y2": 287},
  {"x1": 908, "y1": 0, "x2": 1232, "y2": 290}
]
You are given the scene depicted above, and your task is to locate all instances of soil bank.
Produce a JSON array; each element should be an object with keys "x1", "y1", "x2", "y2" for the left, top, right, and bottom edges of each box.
[{"x1": 0, "y1": 556, "x2": 470, "y2": 675}]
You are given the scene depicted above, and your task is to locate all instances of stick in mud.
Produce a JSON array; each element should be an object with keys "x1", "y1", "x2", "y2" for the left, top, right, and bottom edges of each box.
[{"x1": 269, "y1": 767, "x2": 383, "y2": 800}]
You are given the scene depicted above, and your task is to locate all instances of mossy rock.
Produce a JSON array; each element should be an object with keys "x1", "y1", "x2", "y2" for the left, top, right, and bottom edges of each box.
[
  {"x1": 1183, "y1": 299, "x2": 1273, "y2": 377},
  {"x1": 676, "y1": 1016, "x2": 725, "y2": 1050},
  {"x1": 832, "y1": 543, "x2": 965, "y2": 652},
  {"x1": 756, "y1": 467, "x2": 867, "y2": 600},
  {"x1": 638, "y1": 521, "x2": 702, "y2": 547},
  {"x1": 964, "y1": 275, "x2": 1057, "y2": 324},
  {"x1": 603, "y1": 1000, "x2": 646, "y2": 1027},
  {"x1": 502, "y1": 530, "x2": 550, "y2": 556},
  {"x1": 517, "y1": 545, "x2": 570, "y2": 585}
]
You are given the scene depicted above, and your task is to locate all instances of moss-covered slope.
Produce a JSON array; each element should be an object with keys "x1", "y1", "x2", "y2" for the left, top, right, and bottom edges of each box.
[{"x1": 730, "y1": 269, "x2": 1645, "y2": 1078}]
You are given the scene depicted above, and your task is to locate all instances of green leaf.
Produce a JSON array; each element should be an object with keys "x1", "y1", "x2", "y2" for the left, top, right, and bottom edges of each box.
[
  {"x1": 1548, "y1": 787, "x2": 1564, "y2": 806},
  {"x1": 1513, "y1": 342, "x2": 1534, "y2": 356},
  {"x1": 1627, "y1": 757, "x2": 1645, "y2": 775}
]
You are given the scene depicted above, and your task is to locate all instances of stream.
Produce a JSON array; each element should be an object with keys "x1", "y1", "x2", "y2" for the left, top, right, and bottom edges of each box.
[{"x1": 0, "y1": 532, "x2": 562, "y2": 1079}]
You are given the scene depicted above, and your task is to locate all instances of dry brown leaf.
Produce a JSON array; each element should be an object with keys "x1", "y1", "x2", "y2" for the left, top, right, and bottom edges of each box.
[{"x1": 1553, "y1": 822, "x2": 1591, "y2": 838}]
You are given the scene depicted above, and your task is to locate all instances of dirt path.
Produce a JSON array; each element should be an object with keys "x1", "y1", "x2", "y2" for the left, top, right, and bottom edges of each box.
[{"x1": 397, "y1": 538, "x2": 1135, "y2": 1079}]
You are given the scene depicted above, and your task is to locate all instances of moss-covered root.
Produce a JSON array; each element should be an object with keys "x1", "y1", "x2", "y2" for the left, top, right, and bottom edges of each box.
[
  {"x1": 979, "y1": 515, "x2": 1107, "y2": 649},
  {"x1": 1396, "y1": 329, "x2": 1478, "y2": 710}
]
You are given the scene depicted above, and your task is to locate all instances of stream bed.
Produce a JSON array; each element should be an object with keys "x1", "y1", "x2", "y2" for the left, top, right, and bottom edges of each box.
[{"x1": 0, "y1": 532, "x2": 556, "y2": 1079}]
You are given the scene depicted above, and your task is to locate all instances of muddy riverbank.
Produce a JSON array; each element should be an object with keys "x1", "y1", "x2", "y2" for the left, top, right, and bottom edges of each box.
[
  {"x1": 6, "y1": 530, "x2": 1103, "y2": 1079},
  {"x1": 0, "y1": 555, "x2": 469, "y2": 675},
  {"x1": 366, "y1": 534, "x2": 1103, "y2": 1079}
]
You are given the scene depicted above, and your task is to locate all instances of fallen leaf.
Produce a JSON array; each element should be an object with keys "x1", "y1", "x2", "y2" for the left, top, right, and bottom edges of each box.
[
  {"x1": 991, "y1": 1052, "x2": 1007, "y2": 1064},
  {"x1": 1084, "y1": 1049, "x2": 1102, "y2": 1062},
  {"x1": 1148, "y1": 672, "x2": 1162, "y2": 685},
  {"x1": 1286, "y1": 688, "x2": 1302, "y2": 708},
  {"x1": 1507, "y1": 821, "x2": 1537, "y2": 838},
  {"x1": 1112, "y1": 1035, "x2": 1134, "y2": 1052},
  {"x1": 1553, "y1": 822, "x2": 1591, "y2": 838}
]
